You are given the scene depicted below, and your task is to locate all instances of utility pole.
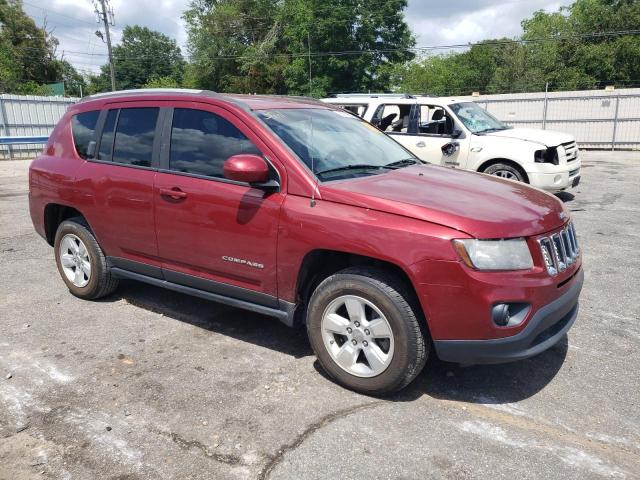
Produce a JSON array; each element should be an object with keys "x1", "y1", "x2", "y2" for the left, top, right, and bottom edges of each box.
[
  {"x1": 542, "y1": 81, "x2": 549, "y2": 130},
  {"x1": 95, "y1": 0, "x2": 116, "y2": 91}
]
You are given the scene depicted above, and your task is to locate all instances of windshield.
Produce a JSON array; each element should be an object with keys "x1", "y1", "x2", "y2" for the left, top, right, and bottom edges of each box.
[
  {"x1": 449, "y1": 102, "x2": 510, "y2": 134},
  {"x1": 256, "y1": 108, "x2": 417, "y2": 181}
]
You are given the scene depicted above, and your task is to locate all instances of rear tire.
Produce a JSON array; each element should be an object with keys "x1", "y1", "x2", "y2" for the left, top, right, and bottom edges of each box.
[
  {"x1": 483, "y1": 162, "x2": 526, "y2": 182},
  {"x1": 306, "y1": 266, "x2": 428, "y2": 395},
  {"x1": 54, "y1": 217, "x2": 119, "y2": 300}
]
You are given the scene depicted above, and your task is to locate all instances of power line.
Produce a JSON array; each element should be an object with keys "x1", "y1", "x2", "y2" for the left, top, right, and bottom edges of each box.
[
  {"x1": 9, "y1": 28, "x2": 639, "y2": 61},
  {"x1": 21, "y1": 1, "x2": 99, "y2": 27}
]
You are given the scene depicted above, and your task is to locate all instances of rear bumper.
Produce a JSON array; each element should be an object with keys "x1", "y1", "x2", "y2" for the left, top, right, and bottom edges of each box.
[{"x1": 433, "y1": 268, "x2": 583, "y2": 365}]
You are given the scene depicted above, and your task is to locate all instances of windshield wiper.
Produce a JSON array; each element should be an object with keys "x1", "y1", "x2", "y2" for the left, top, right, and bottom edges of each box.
[
  {"x1": 385, "y1": 158, "x2": 422, "y2": 169},
  {"x1": 315, "y1": 164, "x2": 389, "y2": 177}
]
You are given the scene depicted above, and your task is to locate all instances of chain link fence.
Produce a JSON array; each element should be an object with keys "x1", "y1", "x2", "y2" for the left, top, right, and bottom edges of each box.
[{"x1": 459, "y1": 88, "x2": 640, "y2": 150}]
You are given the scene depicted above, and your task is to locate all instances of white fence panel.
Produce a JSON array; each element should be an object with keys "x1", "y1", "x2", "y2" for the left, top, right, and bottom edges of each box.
[
  {"x1": 461, "y1": 88, "x2": 640, "y2": 150},
  {"x1": 1, "y1": 89, "x2": 639, "y2": 160},
  {"x1": 0, "y1": 94, "x2": 78, "y2": 159}
]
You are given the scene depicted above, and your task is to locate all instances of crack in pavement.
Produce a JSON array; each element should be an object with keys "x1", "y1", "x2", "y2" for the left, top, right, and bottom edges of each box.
[
  {"x1": 257, "y1": 401, "x2": 382, "y2": 480},
  {"x1": 152, "y1": 428, "x2": 243, "y2": 466}
]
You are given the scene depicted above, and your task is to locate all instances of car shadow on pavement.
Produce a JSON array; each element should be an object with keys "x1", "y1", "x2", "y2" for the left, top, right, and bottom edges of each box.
[
  {"x1": 392, "y1": 336, "x2": 569, "y2": 404},
  {"x1": 110, "y1": 280, "x2": 313, "y2": 359},
  {"x1": 109, "y1": 279, "x2": 568, "y2": 402},
  {"x1": 555, "y1": 191, "x2": 575, "y2": 203}
]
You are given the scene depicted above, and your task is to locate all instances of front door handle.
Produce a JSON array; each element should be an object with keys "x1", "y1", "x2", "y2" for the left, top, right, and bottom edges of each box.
[
  {"x1": 159, "y1": 187, "x2": 187, "y2": 200},
  {"x1": 416, "y1": 141, "x2": 426, "y2": 148}
]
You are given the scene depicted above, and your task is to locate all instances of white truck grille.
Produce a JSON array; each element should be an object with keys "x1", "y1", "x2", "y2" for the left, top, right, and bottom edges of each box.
[
  {"x1": 538, "y1": 223, "x2": 580, "y2": 276},
  {"x1": 561, "y1": 141, "x2": 579, "y2": 163}
]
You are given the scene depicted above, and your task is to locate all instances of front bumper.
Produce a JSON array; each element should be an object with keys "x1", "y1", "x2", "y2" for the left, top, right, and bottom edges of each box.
[
  {"x1": 528, "y1": 166, "x2": 581, "y2": 192},
  {"x1": 433, "y1": 268, "x2": 583, "y2": 364}
]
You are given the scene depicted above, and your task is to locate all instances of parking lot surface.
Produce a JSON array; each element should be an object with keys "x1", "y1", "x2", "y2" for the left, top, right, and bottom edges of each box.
[{"x1": 1, "y1": 151, "x2": 639, "y2": 480}]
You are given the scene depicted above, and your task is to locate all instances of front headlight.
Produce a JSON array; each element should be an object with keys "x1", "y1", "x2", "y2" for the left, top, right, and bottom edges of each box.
[
  {"x1": 534, "y1": 147, "x2": 559, "y2": 165},
  {"x1": 452, "y1": 238, "x2": 533, "y2": 271}
]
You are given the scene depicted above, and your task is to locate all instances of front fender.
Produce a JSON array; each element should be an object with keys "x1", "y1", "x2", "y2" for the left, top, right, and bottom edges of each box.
[{"x1": 467, "y1": 136, "x2": 538, "y2": 172}]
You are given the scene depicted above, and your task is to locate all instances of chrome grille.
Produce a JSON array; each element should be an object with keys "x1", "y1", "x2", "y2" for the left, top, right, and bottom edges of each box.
[
  {"x1": 561, "y1": 141, "x2": 579, "y2": 163},
  {"x1": 538, "y1": 223, "x2": 579, "y2": 276}
]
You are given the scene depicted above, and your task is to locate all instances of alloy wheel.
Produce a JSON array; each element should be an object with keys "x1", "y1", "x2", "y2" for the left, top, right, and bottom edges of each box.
[
  {"x1": 59, "y1": 234, "x2": 91, "y2": 287},
  {"x1": 321, "y1": 295, "x2": 395, "y2": 377},
  {"x1": 493, "y1": 169, "x2": 518, "y2": 180}
]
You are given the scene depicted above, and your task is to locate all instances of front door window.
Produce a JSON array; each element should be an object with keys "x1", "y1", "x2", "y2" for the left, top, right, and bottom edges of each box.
[
  {"x1": 418, "y1": 105, "x2": 454, "y2": 136},
  {"x1": 168, "y1": 108, "x2": 261, "y2": 179}
]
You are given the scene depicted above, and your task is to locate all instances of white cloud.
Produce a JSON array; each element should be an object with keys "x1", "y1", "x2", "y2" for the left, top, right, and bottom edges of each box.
[
  {"x1": 405, "y1": 0, "x2": 573, "y2": 48},
  {"x1": 23, "y1": 0, "x2": 190, "y2": 74}
]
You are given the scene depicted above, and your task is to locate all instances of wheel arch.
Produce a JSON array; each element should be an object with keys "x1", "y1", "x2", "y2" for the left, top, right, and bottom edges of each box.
[
  {"x1": 44, "y1": 203, "x2": 89, "y2": 246},
  {"x1": 477, "y1": 158, "x2": 530, "y2": 183},
  {"x1": 293, "y1": 249, "x2": 427, "y2": 331}
]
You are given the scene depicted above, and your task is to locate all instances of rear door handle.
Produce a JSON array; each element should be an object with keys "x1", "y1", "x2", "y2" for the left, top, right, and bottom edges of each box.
[
  {"x1": 159, "y1": 187, "x2": 187, "y2": 200},
  {"x1": 416, "y1": 141, "x2": 426, "y2": 148}
]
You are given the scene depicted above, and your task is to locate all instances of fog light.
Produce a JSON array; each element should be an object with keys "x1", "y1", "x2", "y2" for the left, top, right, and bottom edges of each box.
[
  {"x1": 491, "y1": 303, "x2": 531, "y2": 327},
  {"x1": 492, "y1": 304, "x2": 510, "y2": 326},
  {"x1": 554, "y1": 175, "x2": 562, "y2": 184}
]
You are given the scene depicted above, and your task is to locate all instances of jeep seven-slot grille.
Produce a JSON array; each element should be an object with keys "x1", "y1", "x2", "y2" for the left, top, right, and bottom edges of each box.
[
  {"x1": 562, "y1": 141, "x2": 578, "y2": 162},
  {"x1": 538, "y1": 223, "x2": 580, "y2": 276}
]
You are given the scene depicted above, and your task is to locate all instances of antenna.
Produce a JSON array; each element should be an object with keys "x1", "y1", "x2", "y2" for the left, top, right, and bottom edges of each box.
[
  {"x1": 309, "y1": 112, "x2": 317, "y2": 208},
  {"x1": 307, "y1": 31, "x2": 312, "y2": 97}
]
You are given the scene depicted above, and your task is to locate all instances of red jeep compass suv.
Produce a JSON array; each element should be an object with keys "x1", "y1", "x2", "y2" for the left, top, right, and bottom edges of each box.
[{"x1": 29, "y1": 89, "x2": 583, "y2": 394}]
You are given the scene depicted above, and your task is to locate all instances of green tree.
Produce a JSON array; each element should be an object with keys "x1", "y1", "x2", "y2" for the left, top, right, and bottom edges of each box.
[
  {"x1": 0, "y1": 0, "x2": 85, "y2": 95},
  {"x1": 387, "y1": 41, "x2": 519, "y2": 95},
  {"x1": 92, "y1": 25, "x2": 185, "y2": 92},
  {"x1": 390, "y1": 0, "x2": 640, "y2": 95},
  {"x1": 183, "y1": 0, "x2": 415, "y2": 96},
  {"x1": 52, "y1": 59, "x2": 86, "y2": 96},
  {"x1": 143, "y1": 75, "x2": 181, "y2": 88}
]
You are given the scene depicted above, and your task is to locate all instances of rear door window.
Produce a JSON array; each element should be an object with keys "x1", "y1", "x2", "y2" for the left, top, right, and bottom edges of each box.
[
  {"x1": 97, "y1": 109, "x2": 118, "y2": 161},
  {"x1": 71, "y1": 111, "x2": 100, "y2": 159},
  {"x1": 168, "y1": 108, "x2": 260, "y2": 179},
  {"x1": 112, "y1": 108, "x2": 159, "y2": 167},
  {"x1": 338, "y1": 104, "x2": 367, "y2": 117},
  {"x1": 371, "y1": 104, "x2": 412, "y2": 133}
]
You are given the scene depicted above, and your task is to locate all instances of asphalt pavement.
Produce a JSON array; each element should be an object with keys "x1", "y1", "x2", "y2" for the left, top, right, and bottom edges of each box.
[{"x1": 1, "y1": 151, "x2": 639, "y2": 479}]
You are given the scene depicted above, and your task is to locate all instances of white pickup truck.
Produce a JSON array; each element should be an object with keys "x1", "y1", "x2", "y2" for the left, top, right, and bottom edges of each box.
[{"x1": 321, "y1": 94, "x2": 581, "y2": 192}]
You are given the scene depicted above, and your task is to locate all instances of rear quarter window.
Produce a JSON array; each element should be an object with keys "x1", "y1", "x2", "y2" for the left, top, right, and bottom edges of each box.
[{"x1": 71, "y1": 111, "x2": 100, "y2": 159}]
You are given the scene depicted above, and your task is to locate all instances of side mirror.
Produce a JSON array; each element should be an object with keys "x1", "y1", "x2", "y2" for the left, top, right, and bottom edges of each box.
[
  {"x1": 451, "y1": 128, "x2": 463, "y2": 139},
  {"x1": 223, "y1": 154, "x2": 276, "y2": 188}
]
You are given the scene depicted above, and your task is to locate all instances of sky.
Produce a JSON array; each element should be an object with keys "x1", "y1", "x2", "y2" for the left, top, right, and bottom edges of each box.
[{"x1": 22, "y1": 0, "x2": 574, "y2": 76}]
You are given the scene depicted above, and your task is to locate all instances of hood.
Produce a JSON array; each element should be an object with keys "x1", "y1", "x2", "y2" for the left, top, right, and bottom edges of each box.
[
  {"x1": 319, "y1": 165, "x2": 567, "y2": 238},
  {"x1": 486, "y1": 128, "x2": 574, "y2": 147}
]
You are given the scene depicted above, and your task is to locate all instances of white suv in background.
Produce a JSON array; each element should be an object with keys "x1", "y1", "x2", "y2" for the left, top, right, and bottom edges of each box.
[{"x1": 321, "y1": 94, "x2": 581, "y2": 192}]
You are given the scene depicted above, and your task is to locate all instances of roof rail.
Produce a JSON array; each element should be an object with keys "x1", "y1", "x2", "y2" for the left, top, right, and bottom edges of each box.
[
  {"x1": 80, "y1": 88, "x2": 207, "y2": 102},
  {"x1": 333, "y1": 93, "x2": 415, "y2": 99}
]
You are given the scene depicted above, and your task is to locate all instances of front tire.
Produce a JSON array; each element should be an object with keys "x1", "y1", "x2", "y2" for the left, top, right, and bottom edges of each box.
[
  {"x1": 306, "y1": 267, "x2": 428, "y2": 395},
  {"x1": 484, "y1": 162, "x2": 526, "y2": 182},
  {"x1": 54, "y1": 217, "x2": 119, "y2": 300}
]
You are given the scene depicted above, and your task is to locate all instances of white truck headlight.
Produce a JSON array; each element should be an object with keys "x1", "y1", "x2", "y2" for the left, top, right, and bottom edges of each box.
[
  {"x1": 453, "y1": 238, "x2": 533, "y2": 271},
  {"x1": 534, "y1": 147, "x2": 559, "y2": 165}
]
